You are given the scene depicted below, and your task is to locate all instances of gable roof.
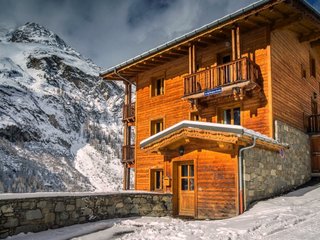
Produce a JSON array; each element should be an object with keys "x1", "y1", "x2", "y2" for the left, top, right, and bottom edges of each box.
[{"x1": 100, "y1": 0, "x2": 320, "y2": 80}]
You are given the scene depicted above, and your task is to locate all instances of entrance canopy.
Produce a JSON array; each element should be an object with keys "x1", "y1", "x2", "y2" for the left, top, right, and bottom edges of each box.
[{"x1": 140, "y1": 121, "x2": 288, "y2": 153}]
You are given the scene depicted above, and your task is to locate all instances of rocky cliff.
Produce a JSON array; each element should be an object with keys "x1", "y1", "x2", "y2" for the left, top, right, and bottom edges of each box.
[{"x1": 0, "y1": 22, "x2": 124, "y2": 192}]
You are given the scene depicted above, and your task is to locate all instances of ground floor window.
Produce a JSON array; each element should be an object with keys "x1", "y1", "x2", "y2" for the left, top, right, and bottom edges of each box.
[{"x1": 150, "y1": 169, "x2": 163, "y2": 191}]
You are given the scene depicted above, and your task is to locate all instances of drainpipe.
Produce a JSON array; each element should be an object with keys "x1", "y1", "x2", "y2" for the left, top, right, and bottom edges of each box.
[
  {"x1": 113, "y1": 69, "x2": 136, "y2": 86},
  {"x1": 238, "y1": 136, "x2": 256, "y2": 214}
]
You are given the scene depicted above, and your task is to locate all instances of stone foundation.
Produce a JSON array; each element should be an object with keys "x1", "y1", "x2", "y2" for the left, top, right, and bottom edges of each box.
[
  {"x1": 244, "y1": 120, "x2": 311, "y2": 206},
  {"x1": 0, "y1": 192, "x2": 172, "y2": 239}
]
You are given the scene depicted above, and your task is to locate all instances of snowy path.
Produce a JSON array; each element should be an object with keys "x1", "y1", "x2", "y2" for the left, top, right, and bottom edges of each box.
[{"x1": 9, "y1": 183, "x2": 320, "y2": 240}]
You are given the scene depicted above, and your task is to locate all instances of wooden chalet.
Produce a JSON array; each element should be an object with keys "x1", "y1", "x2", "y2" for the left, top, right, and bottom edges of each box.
[{"x1": 100, "y1": 0, "x2": 320, "y2": 219}]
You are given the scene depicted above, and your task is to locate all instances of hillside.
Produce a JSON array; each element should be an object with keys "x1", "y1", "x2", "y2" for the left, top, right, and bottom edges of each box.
[{"x1": 0, "y1": 22, "x2": 123, "y2": 192}]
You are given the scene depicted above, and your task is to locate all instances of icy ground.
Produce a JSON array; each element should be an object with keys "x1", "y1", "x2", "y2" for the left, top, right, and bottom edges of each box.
[{"x1": 9, "y1": 182, "x2": 320, "y2": 240}]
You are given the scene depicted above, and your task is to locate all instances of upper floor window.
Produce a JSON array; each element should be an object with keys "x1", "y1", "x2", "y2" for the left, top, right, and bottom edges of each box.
[
  {"x1": 310, "y1": 55, "x2": 316, "y2": 78},
  {"x1": 312, "y1": 93, "x2": 318, "y2": 115},
  {"x1": 301, "y1": 63, "x2": 306, "y2": 80},
  {"x1": 190, "y1": 111, "x2": 200, "y2": 121},
  {"x1": 151, "y1": 118, "x2": 163, "y2": 135},
  {"x1": 151, "y1": 77, "x2": 164, "y2": 97},
  {"x1": 221, "y1": 107, "x2": 241, "y2": 125}
]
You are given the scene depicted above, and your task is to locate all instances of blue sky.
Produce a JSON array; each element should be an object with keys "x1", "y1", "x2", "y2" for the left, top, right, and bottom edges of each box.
[{"x1": 0, "y1": 0, "x2": 319, "y2": 68}]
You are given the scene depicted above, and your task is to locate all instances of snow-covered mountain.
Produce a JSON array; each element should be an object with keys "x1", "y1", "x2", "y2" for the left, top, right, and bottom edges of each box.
[{"x1": 0, "y1": 22, "x2": 124, "y2": 192}]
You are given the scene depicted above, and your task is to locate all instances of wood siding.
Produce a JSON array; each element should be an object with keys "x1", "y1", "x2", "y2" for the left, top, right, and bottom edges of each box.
[
  {"x1": 271, "y1": 29, "x2": 320, "y2": 131},
  {"x1": 170, "y1": 142, "x2": 238, "y2": 219}
]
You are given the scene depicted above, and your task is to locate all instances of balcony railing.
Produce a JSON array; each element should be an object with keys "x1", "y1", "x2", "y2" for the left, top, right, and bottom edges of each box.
[
  {"x1": 122, "y1": 145, "x2": 135, "y2": 164},
  {"x1": 308, "y1": 114, "x2": 320, "y2": 133},
  {"x1": 184, "y1": 57, "x2": 259, "y2": 96},
  {"x1": 123, "y1": 102, "x2": 135, "y2": 121}
]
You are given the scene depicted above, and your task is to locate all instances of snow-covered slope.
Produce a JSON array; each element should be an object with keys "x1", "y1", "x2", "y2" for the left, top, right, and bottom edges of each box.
[{"x1": 0, "y1": 22, "x2": 123, "y2": 192}]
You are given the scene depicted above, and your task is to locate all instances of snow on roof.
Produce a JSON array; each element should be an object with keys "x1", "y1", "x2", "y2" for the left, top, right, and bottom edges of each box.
[{"x1": 140, "y1": 120, "x2": 287, "y2": 149}]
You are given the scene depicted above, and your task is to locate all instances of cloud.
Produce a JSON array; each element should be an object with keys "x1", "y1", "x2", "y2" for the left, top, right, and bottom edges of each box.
[{"x1": 0, "y1": 0, "x2": 319, "y2": 69}]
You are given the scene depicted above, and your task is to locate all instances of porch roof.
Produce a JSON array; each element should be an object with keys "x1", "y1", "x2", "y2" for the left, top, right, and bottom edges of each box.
[{"x1": 140, "y1": 120, "x2": 288, "y2": 152}]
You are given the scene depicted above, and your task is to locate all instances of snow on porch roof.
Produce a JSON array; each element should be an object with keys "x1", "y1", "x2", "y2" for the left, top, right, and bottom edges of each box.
[{"x1": 140, "y1": 120, "x2": 288, "y2": 149}]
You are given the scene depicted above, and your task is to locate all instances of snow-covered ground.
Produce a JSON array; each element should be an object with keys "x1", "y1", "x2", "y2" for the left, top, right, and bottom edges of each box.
[{"x1": 9, "y1": 182, "x2": 320, "y2": 240}]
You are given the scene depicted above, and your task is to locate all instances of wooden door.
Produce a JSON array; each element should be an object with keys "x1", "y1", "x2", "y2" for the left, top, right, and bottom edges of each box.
[{"x1": 178, "y1": 162, "x2": 195, "y2": 216}]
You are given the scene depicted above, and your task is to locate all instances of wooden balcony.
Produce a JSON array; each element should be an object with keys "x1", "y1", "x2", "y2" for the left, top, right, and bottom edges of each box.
[
  {"x1": 123, "y1": 102, "x2": 135, "y2": 124},
  {"x1": 308, "y1": 114, "x2": 320, "y2": 133},
  {"x1": 183, "y1": 57, "x2": 260, "y2": 98},
  {"x1": 122, "y1": 145, "x2": 135, "y2": 164}
]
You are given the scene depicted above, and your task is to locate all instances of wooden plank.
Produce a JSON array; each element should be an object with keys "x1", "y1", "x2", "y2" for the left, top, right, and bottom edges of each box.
[
  {"x1": 236, "y1": 26, "x2": 241, "y2": 59},
  {"x1": 232, "y1": 28, "x2": 236, "y2": 61}
]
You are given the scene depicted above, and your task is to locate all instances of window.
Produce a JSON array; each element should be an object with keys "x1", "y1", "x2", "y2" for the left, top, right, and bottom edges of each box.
[
  {"x1": 312, "y1": 94, "x2": 318, "y2": 115},
  {"x1": 151, "y1": 78, "x2": 164, "y2": 96},
  {"x1": 310, "y1": 55, "x2": 316, "y2": 78},
  {"x1": 180, "y1": 164, "x2": 194, "y2": 191},
  {"x1": 221, "y1": 107, "x2": 241, "y2": 125},
  {"x1": 190, "y1": 112, "x2": 200, "y2": 121},
  {"x1": 150, "y1": 169, "x2": 163, "y2": 191},
  {"x1": 151, "y1": 119, "x2": 163, "y2": 135},
  {"x1": 301, "y1": 64, "x2": 306, "y2": 79}
]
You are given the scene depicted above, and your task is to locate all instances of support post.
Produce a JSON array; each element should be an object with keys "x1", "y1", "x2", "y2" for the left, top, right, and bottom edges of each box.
[
  {"x1": 123, "y1": 82, "x2": 132, "y2": 190},
  {"x1": 192, "y1": 44, "x2": 196, "y2": 73},
  {"x1": 231, "y1": 28, "x2": 236, "y2": 61},
  {"x1": 236, "y1": 26, "x2": 241, "y2": 59}
]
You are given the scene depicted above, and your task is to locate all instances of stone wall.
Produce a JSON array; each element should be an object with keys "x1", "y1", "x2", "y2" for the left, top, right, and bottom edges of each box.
[
  {"x1": 0, "y1": 192, "x2": 172, "y2": 239},
  {"x1": 243, "y1": 120, "x2": 311, "y2": 207}
]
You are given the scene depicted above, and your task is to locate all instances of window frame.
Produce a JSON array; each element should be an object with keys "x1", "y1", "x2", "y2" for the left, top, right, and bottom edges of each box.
[
  {"x1": 151, "y1": 77, "x2": 165, "y2": 97},
  {"x1": 180, "y1": 164, "x2": 194, "y2": 192},
  {"x1": 218, "y1": 105, "x2": 242, "y2": 125},
  {"x1": 150, "y1": 118, "x2": 164, "y2": 136},
  {"x1": 310, "y1": 54, "x2": 316, "y2": 79},
  {"x1": 150, "y1": 169, "x2": 163, "y2": 192},
  {"x1": 190, "y1": 111, "x2": 201, "y2": 121}
]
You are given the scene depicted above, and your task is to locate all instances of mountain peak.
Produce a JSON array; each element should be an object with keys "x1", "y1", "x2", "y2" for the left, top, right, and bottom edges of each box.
[{"x1": 8, "y1": 22, "x2": 68, "y2": 49}]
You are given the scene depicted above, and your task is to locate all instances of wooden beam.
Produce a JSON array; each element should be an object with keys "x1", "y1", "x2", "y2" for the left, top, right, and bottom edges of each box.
[
  {"x1": 143, "y1": 61, "x2": 158, "y2": 67},
  {"x1": 165, "y1": 51, "x2": 185, "y2": 57},
  {"x1": 255, "y1": 12, "x2": 274, "y2": 24},
  {"x1": 171, "y1": 49, "x2": 188, "y2": 55},
  {"x1": 192, "y1": 44, "x2": 196, "y2": 73},
  {"x1": 231, "y1": 28, "x2": 236, "y2": 61},
  {"x1": 151, "y1": 58, "x2": 167, "y2": 64},
  {"x1": 299, "y1": 32, "x2": 320, "y2": 43},
  {"x1": 311, "y1": 39, "x2": 320, "y2": 48},
  {"x1": 188, "y1": 45, "x2": 192, "y2": 74},
  {"x1": 130, "y1": 65, "x2": 152, "y2": 71},
  {"x1": 241, "y1": 17, "x2": 261, "y2": 28},
  {"x1": 122, "y1": 69, "x2": 143, "y2": 74},
  {"x1": 271, "y1": 13, "x2": 302, "y2": 30},
  {"x1": 236, "y1": 26, "x2": 241, "y2": 59}
]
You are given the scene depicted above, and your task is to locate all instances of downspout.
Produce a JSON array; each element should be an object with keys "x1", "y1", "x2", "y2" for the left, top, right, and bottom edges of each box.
[
  {"x1": 113, "y1": 69, "x2": 136, "y2": 86},
  {"x1": 238, "y1": 136, "x2": 256, "y2": 214}
]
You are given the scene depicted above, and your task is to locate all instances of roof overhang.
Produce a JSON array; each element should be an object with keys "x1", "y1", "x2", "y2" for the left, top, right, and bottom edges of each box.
[
  {"x1": 100, "y1": 0, "x2": 320, "y2": 81},
  {"x1": 140, "y1": 120, "x2": 288, "y2": 153}
]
